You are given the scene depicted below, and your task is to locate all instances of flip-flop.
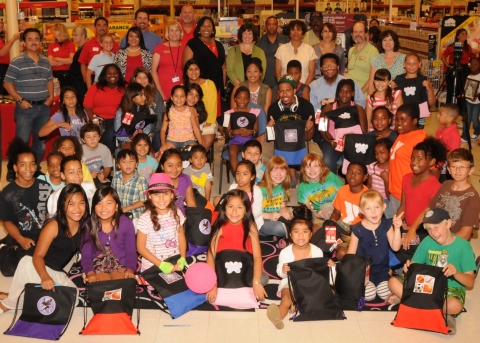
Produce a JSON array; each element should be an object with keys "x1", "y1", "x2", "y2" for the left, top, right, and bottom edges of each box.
[{"x1": 267, "y1": 304, "x2": 284, "y2": 330}]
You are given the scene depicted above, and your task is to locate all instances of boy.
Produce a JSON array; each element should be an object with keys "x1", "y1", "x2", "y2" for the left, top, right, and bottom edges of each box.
[
  {"x1": 435, "y1": 103, "x2": 461, "y2": 153},
  {"x1": 81, "y1": 123, "x2": 113, "y2": 188},
  {"x1": 242, "y1": 139, "x2": 266, "y2": 184},
  {"x1": 286, "y1": 59, "x2": 310, "y2": 101},
  {"x1": 86, "y1": 33, "x2": 115, "y2": 88},
  {"x1": 388, "y1": 208, "x2": 476, "y2": 335},
  {"x1": 111, "y1": 149, "x2": 147, "y2": 221},
  {"x1": 183, "y1": 144, "x2": 213, "y2": 201},
  {"x1": 403, "y1": 148, "x2": 480, "y2": 247}
]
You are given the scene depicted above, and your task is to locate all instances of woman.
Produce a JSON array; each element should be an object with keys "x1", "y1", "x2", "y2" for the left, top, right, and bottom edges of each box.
[
  {"x1": 368, "y1": 30, "x2": 406, "y2": 94},
  {"x1": 441, "y1": 28, "x2": 475, "y2": 104},
  {"x1": 67, "y1": 26, "x2": 88, "y2": 104},
  {"x1": 184, "y1": 59, "x2": 217, "y2": 151},
  {"x1": 151, "y1": 21, "x2": 185, "y2": 100},
  {"x1": 275, "y1": 20, "x2": 316, "y2": 85},
  {"x1": 312, "y1": 22, "x2": 345, "y2": 77},
  {"x1": 48, "y1": 23, "x2": 75, "y2": 89},
  {"x1": 114, "y1": 26, "x2": 152, "y2": 82},
  {"x1": 0, "y1": 184, "x2": 89, "y2": 313},
  {"x1": 0, "y1": 31, "x2": 21, "y2": 95},
  {"x1": 84, "y1": 63, "x2": 127, "y2": 154},
  {"x1": 226, "y1": 23, "x2": 267, "y2": 88}
]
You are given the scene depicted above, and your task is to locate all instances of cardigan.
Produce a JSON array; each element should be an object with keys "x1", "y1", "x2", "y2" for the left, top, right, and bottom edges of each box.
[
  {"x1": 113, "y1": 48, "x2": 152, "y2": 79},
  {"x1": 226, "y1": 45, "x2": 267, "y2": 83}
]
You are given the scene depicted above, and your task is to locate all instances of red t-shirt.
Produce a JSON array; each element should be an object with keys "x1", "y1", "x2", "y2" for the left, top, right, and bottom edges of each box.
[
  {"x1": 402, "y1": 173, "x2": 441, "y2": 226},
  {"x1": 216, "y1": 221, "x2": 253, "y2": 254},
  {"x1": 83, "y1": 84, "x2": 124, "y2": 120},
  {"x1": 48, "y1": 41, "x2": 76, "y2": 71},
  {"x1": 124, "y1": 54, "x2": 144, "y2": 82},
  {"x1": 179, "y1": 22, "x2": 196, "y2": 46},
  {"x1": 0, "y1": 38, "x2": 10, "y2": 64},
  {"x1": 435, "y1": 124, "x2": 461, "y2": 152},
  {"x1": 78, "y1": 36, "x2": 120, "y2": 66},
  {"x1": 442, "y1": 44, "x2": 475, "y2": 66}
]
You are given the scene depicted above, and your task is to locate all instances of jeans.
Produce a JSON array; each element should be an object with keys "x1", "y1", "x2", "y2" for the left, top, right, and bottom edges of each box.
[
  {"x1": 259, "y1": 219, "x2": 288, "y2": 237},
  {"x1": 463, "y1": 101, "x2": 480, "y2": 138},
  {"x1": 316, "y1": 138, "x2": 343, "y2": 174},
  {"x1": 14, "y1": 103, "x2": 50, "y2": 164},
  {"x1": 101, "y1": 118, "x2": 117, "y2": 155},
  {"x1": 166, "y1": 139, "x2": 197, "y2": 149}
]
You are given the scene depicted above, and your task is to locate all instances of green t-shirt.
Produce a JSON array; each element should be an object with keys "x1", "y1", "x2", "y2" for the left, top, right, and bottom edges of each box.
[
  {"x1": 298, "y1": 172, "x2": 344, "y2": 211},
  {"x1": 412, "y1": 235, "x2": 476, "y2": 290},
  {"x1": 260, "y1": 184, "x2": 286, "y2": 213}
]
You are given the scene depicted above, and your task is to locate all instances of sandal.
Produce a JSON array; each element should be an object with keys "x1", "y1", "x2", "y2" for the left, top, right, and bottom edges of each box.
[{"x1": 267, "y1": 304, "x2": 284, "y2": 330}]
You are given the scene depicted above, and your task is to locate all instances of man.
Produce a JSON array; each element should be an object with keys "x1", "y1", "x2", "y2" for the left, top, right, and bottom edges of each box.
[
  {"x1": 179, "y1": 5, "x2": 196, "y2": 45},
  {"x1": 120, "y1": 8, "x2": 162, "y2": 54},
  {"x1": 302, "y1": 11, "x2": 323, "y2": 46},
  {"x1": 256, "y1": 16, "x2": 289, "y2": 89},
  {"x1": 78, "y1": 16, "x2": 119, "y2": 84},
  {"x1": 4, "y1": 28, "x2": 54, "y2": 175},
  {"x1": 428, "y1": 12, "x2": 442, "y2": 24},
  {"x1": 346, "y1": 21, "x2": 379, "y2": 94}
]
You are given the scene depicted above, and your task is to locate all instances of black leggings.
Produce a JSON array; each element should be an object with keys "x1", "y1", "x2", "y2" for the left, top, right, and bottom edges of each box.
[{"x1": 101, "y1": 118, "x2": 117, "y2": 155}]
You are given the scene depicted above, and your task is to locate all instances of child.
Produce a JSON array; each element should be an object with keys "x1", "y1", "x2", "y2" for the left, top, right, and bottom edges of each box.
[
  {"x1": 436, "y1": 103, "x2": 462, "y2": 152},
  {"x1": 183, "y1": 144, "x2": 213, "y2": 201},
  {"x1": 366, "y1": 68, "x2": 403, "y2": 128},
  {"x1": 267, "y1": 206, "x2": 329, "y2": 329},
  {"x1": 242, "y1": 139, "x2": 266, "y2": 184},
  {"x1": 206, "y1": 189, "x2": 267, "y2": 303},
  {"x1": 81, "y1": 123, "x2": 113, "y2": 188},
  {"x1": 394, "y1": 53, "x2": 436, "y2": 128},
  {"x1": 111, "y1": 149, "x2": 148, "y2": 221},
  {"x1": 225, "y1": 86, "x2": 260, "y2": 173},
  {"x1": 86, "y1": 33, "x2": 115, "y2": 88},
  {"x1": 52, "y1": 136, "x2": 94, "y2": 183},
  {"x1": 38, "y1": 151, "x2": 65, "y2": 191},
  {"x1": 462, "y1": 57, "x2": 480, "y2": 142},
  {"x1": 156, "y1": 148, "x2": 196, "y2": 215},
  {"x1": 388, "y1": 208, "x2": 476, "y2": 335},
  {"x1": 348, "y1": 190, "x2": 403, "y2": 301},
  {"x1": 298, "y1": 153, "x2": 343, "y2": 220},
  {"x1": 286, "y1": 59, "x2": 310, "y2": 101},
  {"x1": 367, "y1": 138, "x2": 392, "y2": 218},
  {"x1": 389, "y1": 103, "x2": 427, "y2": 218},
  {"x1": 81, "y1": 186, "x2": 137, "y2": 282},
  {"x1": 368, "y1": 106, "x2": 398, "y2": 144},
  {"x1": 258, "y1": 156, "x2": 292, "y2": 237},
  {"x1": 39, "y1": 86, "x2": 88, "y2": 143},
  {"x1": 159, "y1": 85, "x2": 203, "y2": 151},
  {"x1": 136, "y1": 173, "x2": 187, "y2": 273},
  {"x1": 132, "y1": 133, "x2": 158, "y2": 182}
]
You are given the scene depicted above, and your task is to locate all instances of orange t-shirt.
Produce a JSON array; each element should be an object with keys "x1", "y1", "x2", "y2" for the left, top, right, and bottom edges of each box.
[
  {"x1": 333, "y1": 184, "x2": 368, "y2": 225},
  {"x1": 388, "y1": 129, "x2": 427, "y2": 200}
]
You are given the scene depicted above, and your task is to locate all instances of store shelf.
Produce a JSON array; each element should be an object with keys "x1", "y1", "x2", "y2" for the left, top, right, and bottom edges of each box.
[
  {"x1": 19, "y1": 1, "x2": 68, "y2": 9},
  {"x1": 145, "y1": 3, "x2": 316, "y2": 9},
  {"x1": 79, "y1": 3, "x2": 103, "y2": 9}
]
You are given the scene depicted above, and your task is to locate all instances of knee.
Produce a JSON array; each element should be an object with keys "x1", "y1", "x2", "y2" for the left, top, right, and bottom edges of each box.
[{"x1": 336, "y1": 246, "x2": 348, "y2": 261}]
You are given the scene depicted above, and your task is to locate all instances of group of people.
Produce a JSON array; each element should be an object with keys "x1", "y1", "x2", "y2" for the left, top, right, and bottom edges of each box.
[{"x1": 0, "y1": 5, "x2": 479, "y2": 335}]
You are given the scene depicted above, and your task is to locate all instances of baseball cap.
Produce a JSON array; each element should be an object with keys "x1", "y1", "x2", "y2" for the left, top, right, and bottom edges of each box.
[
  {"x1": 145, "y1": 173, "x2": 177, "y2": 194},
  {"x1": 310, "y1": 12, "x2": 323, "y2": 21},
  {"x1": 278, "y1": 75, "x2": 298, "y2": 88},
  {"x1": 423, "y1": 208, "x2": 450, "y2": 224}
]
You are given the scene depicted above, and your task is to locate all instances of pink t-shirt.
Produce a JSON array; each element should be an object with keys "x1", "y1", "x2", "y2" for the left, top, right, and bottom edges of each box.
[{"x1": 367, "y1": 163, "x2": 388, "y2": 200}]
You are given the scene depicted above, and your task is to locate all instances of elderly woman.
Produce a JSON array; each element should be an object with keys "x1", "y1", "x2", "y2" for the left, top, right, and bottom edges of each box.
[
  {"x1": 114, "y1": 26, "x2": 152, "y2": 82},
  {"x1": 312, "y1": 22, "x2": 345, "y2": 78},
  {"x1": 48, "y1": 23, "x2": 75, "y2": 89},
  {"x1": 368, "y1": 30, "x2": 406, "y2": 94},
  {"x1": 151, "y1": 21, "x2": 185, "y2": 100},
  {"x1": 275, "y1": 20, "x2": 316, "y2": 85}
]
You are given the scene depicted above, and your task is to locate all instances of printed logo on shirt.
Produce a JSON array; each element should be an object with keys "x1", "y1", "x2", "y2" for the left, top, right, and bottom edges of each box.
[
  {"x1": 413, "y1": 274, "x2": 435, "y2": 294},
  {"x1": 355, "y1": 143, "x2": 368, "y2": 154},
  {"x1": 427, "y1": 249, "x2": 449, "y2": 268},
  {"x1": 342, "y1": 201, "x2": 360, "y2": 224},
  {"x1": 53, "y1": 47, "x2": 59, "y2": 52},
  {"x1": 93, "y1": 47, "x2": 99, "y2": 51},
  {"x1": 404, "y1": 86, "x2": 416, "y2": 96},
  {"x1": 225, "y1": 261, "x2": 242, "y2": 274},
  {"x1": 390, "y1": 141, "x2": 404, "y2": 160},
  {"x1": 339, "y1": 112, "x2": 351, "y2": 119}
]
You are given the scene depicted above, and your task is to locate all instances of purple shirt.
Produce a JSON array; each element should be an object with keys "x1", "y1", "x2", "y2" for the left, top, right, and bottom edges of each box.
[
  {"x1": 175, "y1": 174, "x2": 192, "y2": 215},
  {"x1": 81, "y1": 215, "x2": 137, "y2": 274}
]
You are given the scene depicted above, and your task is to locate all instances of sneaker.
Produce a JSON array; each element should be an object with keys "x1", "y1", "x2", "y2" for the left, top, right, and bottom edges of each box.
[
  {"x1": 471, "y1": 134, "x2": 478, "y2": 140},
  {"x1": 267, "y1": 304, "x2": 284, "y2": 330},
  {"x1": 461, "y1": 137, "x2": 468, "y2": 143},
  {"x1": 447, "y1": 315, "x2": 456, "y2": 335}
]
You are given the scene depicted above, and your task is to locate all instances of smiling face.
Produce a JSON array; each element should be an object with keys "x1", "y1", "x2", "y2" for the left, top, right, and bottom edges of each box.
[
  {"x1": 58, "y1": 140, "x2": 76, "y2": 157},
  {"x1": 277, "y1": 82, "x2": 295, "y2": 106},
  {"x1": 186, "y1": 89, "x2": 200, "y2": 106},
  {"x1": 360, "y1": 200, "x2": 386, "y2": 226},
  {"x1": 289, "y1": 25, "x2": 304, "y2": 41},
  {"x1": 246, "y1": 64, "x2": 261, "y2": 83},
  {"x1": 290, "y1": 223, "x2": 312, "y2": 248},
  {"x1": 470, "y1": 58, "x2": 480, "y2": 74},
  {"x1": 186, "y1": 63, "x2": 200, "y2": 82},
  {"x1": 352, "y1": 22, "x2": 367, "y2": 45},
  {"x1": 241, "y1": 30, "x2": 254, "y2": 44},
  {"x1": 95, "y1": 194, "x2": 118, "y2": 223},
  {"x1": 171, "y1": 88, "x2": 186, "y2": 107},
  {"x1": 134, "y1": 72, "x2": 149, "y2": 88},
  {"x1": 410, "y1": 149, "x2": 432, "y2": 175},
  {"x1": 235, "y1": 164, "x2": 255, "y2": 189},
  {"x1": 225, "y1": 196, "x2": 247, "y2": 225},
  {"x1": 47, "y1": 155, "x2": 62, "y2": 180},
  {"x1": 199, "y1": 19, "x2": 214, "y2": 40},
  {"x1": 180, "y1": 6, "x2": 194, "y2": 25},
  {"x1": 95, "y1": 19, "x2": 108, "y2": 37},
  {"x1": 372, "y1": 108, "x2": 391, "y2": 133},
  {"x1": 162, "y1": 155, "x2": 183, "y2": 181},
  {"x1": 395, "y1": 111, "x2": 417, "y2": 134},
  {"x1": 149, "y1": 191, "x2": 174, "y2": 214},
  {"x1": 321, "y1": 57, "x2": 339, "y2": 81},
  {"x1": 135, "y1": 11, "x2": 149, "y2": 32},
  {"x1": 65, "y1": 193, "x2": 87, "y2": 224},
  {"x1": 447, "y1": 160, "x2": 474, "y2": 182},
  {"x1": 105, "y1": 66, "x2": 120, "y2": 86},
  {"x1": 404, "y1": 55, "x2": 421, "y2": 75},
  {"x1": 134, "y1": 138, "x2": 150, "y2": 158},
  {"x1": 61, "y1": 160, "x2": 83, "y2": 184},
  {"x1": 100, "y1": 36, "x2": 114, "y2": 53},
  {"x1": 14, "y1": 153, "x2": 37, "y2": 185},
  {"x1": 381, "y1": 35, "x2": 395, "y2": 52},
  {"x1": 424, "y1": 220, "x2": 453, "y2": 245},
  {"x1": 234, "y1": 90, "x2": 250, "y2": 110},
  {"x1": 168, "y1": 24, "x2": 182, "y2": 42},
  {"x1": 305, "y1": 161, "x2": 321, "y2": 181},
  {"x1": 321, "y1": 24, "x2": 334, "y2": 42},
  {"x1": 457, "y1": 30, "x2": 467, "y2": 43},
  {"x1": 338, "y1": 84, "x2": 354, "y2": 104},
  {"x1": 374, "y1": 144, "x2": 390, "y2": 165},
  {"x1": 128, "y1": 31, "x2": 140, "y2": 48},
  {"x1": 373, "y1": 78, "x2": 389, "y2": 93},
  {"x1": 270, "y1": 167, "x2": 288, "y2": 186}
]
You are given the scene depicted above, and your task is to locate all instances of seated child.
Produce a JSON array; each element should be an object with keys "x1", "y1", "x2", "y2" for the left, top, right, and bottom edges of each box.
[
  {"x1": 81, "y1": 123, "x2": 113, "y2": 188},
  {"x1": 52, "y1": 136, "x2": 94, "y2": 183},
  {"x1": 242, "y1": 139, "x2": 266, "y2": 184},
  {"x1": 38, "y1": 151, "x2": 65, "y2": 191},
  {"x1": 183, "y1": 144, "x2": 213, "y2": 201},
  {"x1": 367, "y1": 106, "x2": 398, "y2": 144},
  {"x1": 131, "y1": 133, "x2": 158, "y2": 183},
  {"x1": 287, "y1": 59, "x2": 310, "y2": 101},
  {"x1": 367, "y1": 138, "x2": 392, "y2": 218}
]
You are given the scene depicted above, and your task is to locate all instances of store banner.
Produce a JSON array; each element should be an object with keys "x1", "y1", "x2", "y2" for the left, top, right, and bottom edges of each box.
[
  {"x1": 440, "y1": 16, "x2": 479, "y2": 49},
  {"x1": 323, "y1": 14, "x2": 355, "y2": 33},
  {"x1": 428, "y1": 34, "x2": 437, "y2": 60}
]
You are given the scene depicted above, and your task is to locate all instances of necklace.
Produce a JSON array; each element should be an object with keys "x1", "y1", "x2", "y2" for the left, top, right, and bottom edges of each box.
[{"x1": 127, "y1": 46, "x2": 140, "y2": 52}]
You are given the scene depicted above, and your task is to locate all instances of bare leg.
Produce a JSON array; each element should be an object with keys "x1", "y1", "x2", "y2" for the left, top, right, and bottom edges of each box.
[
  {"x1": 202, "y1": 134, "x2": 215, "y2": 152},
  {"x1": 279, "y1": 288, "x2": 292, "y2": 319},
  {"x1": 388, "y1": 277, "x2": 403, "y2": 299},
  {"x1": 228, "y1": 144, "x2": 241, "y2": 174}
]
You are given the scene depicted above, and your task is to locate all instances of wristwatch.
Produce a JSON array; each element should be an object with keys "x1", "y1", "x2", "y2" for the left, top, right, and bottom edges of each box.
[{"x1": 17, "y1": 98, "x2": 24, "y2": 104}]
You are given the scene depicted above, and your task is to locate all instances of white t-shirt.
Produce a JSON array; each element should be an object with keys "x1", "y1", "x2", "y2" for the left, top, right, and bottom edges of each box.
[
  {"x1": 275, "y1": 42, "x2": 317, "y2": 83},
  {"x1": 47, "y1": 181, "x2": 96, "y2": 217}
]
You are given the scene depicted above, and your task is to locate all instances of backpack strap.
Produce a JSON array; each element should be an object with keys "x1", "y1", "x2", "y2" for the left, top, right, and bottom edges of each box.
[{"x1": 4, "y1": 288, "x2": 25, "y2": 333}]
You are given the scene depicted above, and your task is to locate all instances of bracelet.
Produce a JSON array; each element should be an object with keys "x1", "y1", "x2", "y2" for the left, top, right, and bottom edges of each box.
[
  {"x1": 229, "y1": 130, "x2": 234, "y2": 138},
  {"x1": 252, "y1": 129, "x2": 257, "y2": 137}
]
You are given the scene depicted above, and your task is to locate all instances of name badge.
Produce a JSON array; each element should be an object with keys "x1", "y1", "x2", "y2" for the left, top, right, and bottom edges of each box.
[
  {"x1": 53, "y1": 47, "x2": 59, "y2": 52},
  {"x1": 172, "y1": 76, "x2": 180, "y2": 82},
  {"x1": 93, "y1": 47, "x2": 99, "y2": 52},
  {"x1": 164, "y1": 50, "x2": 170, "y2": 54}
]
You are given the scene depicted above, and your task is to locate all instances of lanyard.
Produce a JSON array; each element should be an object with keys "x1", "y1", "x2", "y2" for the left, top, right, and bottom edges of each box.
[{"x1": 169, "y1": 41, "x2": 180, "y2": 77}]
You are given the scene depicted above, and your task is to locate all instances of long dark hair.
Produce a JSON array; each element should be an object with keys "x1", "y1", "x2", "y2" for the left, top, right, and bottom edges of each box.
[
  {"x1": 165, "y1": 85, "x2": 187, "y2": 122},
  {"x1": 454, "y1": 28, "x2": 469, "y2": 52},
  {"x1": 183, "y1": 58, "x2": 201, "y2": 89},
  {"x1": 235, "y1": 160, "x2": 257, "y2": 206},
  {"x1": 60, "y1": 86, "x2": 88, "y2": 125},
  {"x1": 131, "y1": 67, "x2": 156, "y2": 107},
  {"x1": 120, "y1": 82, "x2": 149, "y2": 115},
  {"x1": 371, "y1": 68, "x2": 394, "y2": 109},
  {"x1": 96, "y1": 63, "x2": 126, "y2": 91},
  {"x1": 55, "y1": 183, "x2": 89, "y2": 237},
  {"x1": 125, "y1": 26, "x2": 147, "y2": 50},
  {"x1": 144, "y1": 189, "x2": 181, "y2": 231},
  {"x1": 156, "y1": 148, "x2": 183, "y2": 173},
  {"x1": 186, "y1": 83, "x2": 207, "y2": 124}
]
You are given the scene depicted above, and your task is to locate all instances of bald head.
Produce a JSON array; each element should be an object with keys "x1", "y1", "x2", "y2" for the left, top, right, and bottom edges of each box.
[{"x1": 180, "y1": 5, "x2": 195, "y2": 25}]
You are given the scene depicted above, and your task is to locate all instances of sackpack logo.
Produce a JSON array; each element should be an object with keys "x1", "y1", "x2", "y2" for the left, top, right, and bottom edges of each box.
[
  {"x1": 413, "y1": 274, "x2": 435, "y2": 294},
  {"x1": 225, "y1": 261, "x2": 242, "y2": 274},
  {"x1": 159, "y1": 272, "x2": 183, "y2": 284},
  {"x1": 355, "y1": 143, "x2": 368, "y2": 154},
  {"x1": 237, "y1": 117, "x2": 248, "y2": 127},
  {"x1": 404, "y1": 86, "x2": 416, "y2": 96},
  {"x1": 284, "y1": 129, "x2": 298, "y2": 142},
  {"x1": 37, "y1": 296, "x2": 56, "y2": 315},
  {"x1": 339, "y1": 112, "x2": 351, "y2": 119},
  {"x1": 199, "y1": 218, "x2": 211, "y2": 235},
  {"x1": 102, "y1": 288, "x2": 122, "y2": 301}
]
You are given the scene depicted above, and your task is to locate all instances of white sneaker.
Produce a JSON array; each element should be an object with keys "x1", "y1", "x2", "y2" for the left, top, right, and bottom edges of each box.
[{"x1": 471, "y1": 134, "x2": 478, "y2": 140}]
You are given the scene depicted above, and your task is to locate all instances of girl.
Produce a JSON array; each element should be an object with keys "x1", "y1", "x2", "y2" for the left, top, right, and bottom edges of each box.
[
  {"x1": 226, "y1": 86, "x2": 260, "y2": 173},
  {"x1": 394, "y1": 53, "x2": 436, "y2": 128},
  {"x1": 258, "y1": 156, "x2": 292, "y2": 237},
  {"x1": 38, "y1": 151, "x2": 65, "y2": 191},
  {"x1": 82, "y1": 187, "x2": 137, "y2": 282},
  {"x1": 131, "y1": 133, "x2": 158, "y2": 182},
  {"x1": 368, "y1": 106, "x2": 398, "y2": 144},
  {"x1": 39, "y1": 86, "x2": 88, "y2": 142},
  {"x1": 347, "y1": 190, "x2": 403, "y2": 302},
  {"x1": 159, "y1": 85, "x2": 203, "y2": 151},
  {"x1": 367, "y1": 138, "x2": 392, "y2": 218},
  {"x1": 366, "y1": 68, "x2": 403, "y2": 128},
  {"x1": 0, "y1": 184, "x2": 89, "y2": 313},
  {"x1": 186, "y1": 83, "x2": 208, "y2": 129},
  {"x1": 206, "y1": 189, "x2": 267, "y2": 303},
  {"x1": 52, "y1": 136, "x2": 94, "y2": 183},
  {"x1": 298, "y1": 153, "x2": 343, "y2": 221},
  {"x1": 230, "y1": 58, "x2": 272, "y2": 114},
  {"x1": 136, "y1": 173, "x2": 187, "y2": 273},
  {"x1": 462, "y1": 57, "x2": 480, "y2": 141},
  {"x1": 156, "y1": 149, "x2": 196, "y2": 215}
]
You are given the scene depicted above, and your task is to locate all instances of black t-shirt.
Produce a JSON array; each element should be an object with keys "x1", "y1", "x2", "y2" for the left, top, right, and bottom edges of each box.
[
  {"x1": 268, "y1": 96, "x2": 314, "y2": 122},
  {"x1": 394, "y1": 73, "x2": 428, "y2": 104},
  {"x1": 43, "y1": 219, "x2": 81, "y2": 271},
  {"x1": 0, "y1": 179, "x2": 52, "y2": 241}
]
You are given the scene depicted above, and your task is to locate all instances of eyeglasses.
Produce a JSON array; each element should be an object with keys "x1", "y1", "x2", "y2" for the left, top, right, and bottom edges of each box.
[{"x1": 449, "y1": 165, "x2": 471, "y2": 171}]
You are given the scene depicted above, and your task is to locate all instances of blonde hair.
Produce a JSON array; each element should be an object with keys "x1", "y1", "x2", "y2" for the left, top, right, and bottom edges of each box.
[
  {"x1": 300, "y1": 153, "x2": 330, "y2": 183},
  {"x1": 73, "y1": 26, "x2": 87, "y2": 39},
  {"x1": 359, "y1": 190, "x2": 384, "y2": 209},
  {"x1": 100, "y1": 33, "x2": 114, "y2": 44},
  {"x1": 165, "y1": 21, "x2": 184, "y2": 41},
  {"x1": 257, "y1": 156, "x2": 290, "y2": 201},
  {"x1": 53, "y1": 23, "x2": 71, "y2": 43}
]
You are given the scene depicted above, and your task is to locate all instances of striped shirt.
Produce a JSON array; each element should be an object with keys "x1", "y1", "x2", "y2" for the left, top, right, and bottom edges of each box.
[
  {"x1": 367, "y1": 163, "x2": 388, "y2": 200},
  {"x1": 111, "y1": 170, "x2": 148, "y2": 219},
  {"x1": 4, "y1": 52, "x2": 53, "y2": 101}
]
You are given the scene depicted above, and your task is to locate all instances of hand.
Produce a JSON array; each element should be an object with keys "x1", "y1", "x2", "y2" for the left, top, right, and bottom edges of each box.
[
  {"x1": 204, "y1": 123, "x2": 211, "y2": 127},
  {"x1": 282, "y1": 263, "x2": 290, "y2": 274},
  {"x1": 12, "y1": 31, "x2": 23, "y2": 41},
  {"x1": 392, "y1": 212, "x2": 404, "y2": 230},
  {"x1": 279, "y1": 207, "x2": 291, "y2": 220},
  {"x1": 20, "y1": 100, "x2": 32, "y2": 109},
  {"x1": 443, "y1": 263, "x2": 457, "y2": 278},
  {"x1": 305, "y1": 115, "x2": 314, "y2": 131},
  {"x1": 159, "y1": 142, "x2": 175, "y2": 153},
  {"x1": 378, "y1": 170, "x2": 389, "y2": 182},
  {"x1": 206, "y1": 285, "x2": 218, "y2": 303},
  {"x1": 267, "y1": 116, "x2": 275, "y2": 127},
  {"x1": 271, "y1": 212, "x2": 281, "y2": 221},
  {"x1": 86, "y1": 274, "x2": 98, "y2": 283},
  {"x1": 403, "y1": 260, "x2": 413, "y2": 273},
  {"x1": 422, "y1": 79, "x2": 433, "y2": 90},
  {"x1": 97, "y1": 173, "x2": 106, "y2": 182},
  {"x1": 253, "y1": 283, "x2": 267, "y2": 301},
  {"x1": 57, "y1": 122, "x2": 71, "y2": 132},
  {"x1": 159, "y1": 261, "x2": 174, "y2": 274},
  {"x1": 239, "y1": 128, "x2": 251, "y2": 137},
  {"x1": 321, "y1": 98, "x2": 335, "y2": 106},
  {"x1": 18, "y1": 236, "x2": 35, "y2": 250},
  {"x1": 44, "y1": 97, "x2": 54, "y2": 106},
  {"x1": 175, "y1": 257, "x2": 186, "y2": 271},
  {"x1": 389, "y1": 80, "x2": 397, "y2": 89},
  {"x1": 402, "y1": 229, "x2": 416, "y2": 250},
  {"x1": 327, "y1": 259, "x2": 336, "y2": 267},
  {"x1": 41, "y1": 276, "x2": 55, "y2": 290},
  {"x1": 124, "y1": 270, "x2": 135, "y2": 278}
]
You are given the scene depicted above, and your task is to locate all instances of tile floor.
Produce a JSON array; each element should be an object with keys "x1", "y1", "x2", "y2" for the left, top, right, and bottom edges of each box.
[{"x1": 1, "y1": 114, "x2": 480, "y2": 342}]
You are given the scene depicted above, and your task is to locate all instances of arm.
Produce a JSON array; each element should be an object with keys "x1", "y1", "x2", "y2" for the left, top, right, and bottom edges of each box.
[
  {"x1": 275, "y1": 58, "x2": 282, "y2": 81},
  {"x1": 81, "y1": 64, "x2": 88, "y2": 84},
  {"x1": 305, "y1": 115, "x2": 314, "y2": 141},
  {"x1": 388, "y1": 212, "x2": 404, "y2": 251},
  {"x1": 424, "y1": 79, "x2": 436, "y2": 106},
  {"x1": 39, "y1": 118, "x2": 70, "y2": 138},
  {"x1": 151, "y1": 53, "x2": 165, "y2": 99},
  {"x1": 0, "y1": 32, "x2": 21, "y2": 56},
  {"x1": 84, "y1": 107, "x2": 94, "y2": 121},
  {"x1": 302, "y1": 85, "x2": 310, "y2": 102},
  {"x1": 4, "y1": 82, "x2": 32, "y2": 108},
  {"x1": 3, "y1": 220, "x2": 35, "y2": 250},
  {"x1": 100, "y1": 167, "x2": 112, "y2": 180},
  {"x1": 52, "y1": 53, "x2": 74, "y2": 65},
  {"x1": 159, "y1": 114, "x2": 169, "y2": 149},
  {"x1": 250, "y1": 225, "x2": 267, "y2": 301},
  {"x1": 206, "y1": 230, "x2": 221, "y2": 303},
  {"x1": 440, "y1": 53, "x2": 451, "y2": 69},
  {"x1": 330, "y1": 208, "x2": 341, "y2": 221},
  {"x1": 48, "y1": 54, "x2": 63, "y2": 67},
  {"x1": 32, "y1": 221, "x2": 58, "y2": 290},
  {"x1": 305, "y1": 59, "x2": 316, "y2": 85},
  {"x1": 136, "y1": 230, "x2": 163, "y2": 268},
  {"x1": 178, "y1": 224, "x2": 187, "y2": 259},
  {"x1": 189, "y1": 107, "x2": 203, "y2": 145},
  {"x1": 365, "y1": 101, "x2": 372, "y2": 129},
  {"x1": 185, "y1": 185, "x2": 197, "y2": 207},
  {"x1": 402, "y1": 207, "x2": 429, "y2": 250},
  {"x1": 123, "y1": 218, "x2": 138, "y2": 274},
  {"x1": 123, "y1": 200, "x2": 145, "y2": 213},
  {"x1": 366, "y1": 175, "x2": 373, "y2": 189},
  {"x1": 230, "y1": 85, "x2": 239, "y2": 109},
  {"x1": 45, "y1": 80, "x2": 54, "y2": 106},
  {"x1": 357, "y1": 105, "x2": 368, "y2": 133},
  {"x1": 455, "y1": 226, "x2": 474, "y2": 241},
  {"x1": 205, "y1": 180, "x2": 212, "y2": 202},
  {"x1": 85, "y1": 68, "x2": 94, "y2": 89},
  {"x1": 346, "y1": 231, "x2": 359, "y2": 254},
  {"x1": 264, "y1": 88, "x2": 272, "y2": 114},
  {"x1": 226, "y1": 47, "x2": 241, "y2": 86},
  {"x1": 367, "y1": 65, "x2": 376, "y2": 96},
  {"x1": 182, "y1": 45, "x2": 193, "y2": 69}
]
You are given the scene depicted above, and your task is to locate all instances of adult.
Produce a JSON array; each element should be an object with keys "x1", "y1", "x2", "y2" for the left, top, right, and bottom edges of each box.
[
  {"x1": 369, "y1": 18, "x2": 380, "y2": 27},
  {"x1": 120, "y1": 8, "x2": 162, "y2": 54},
  {"x1": 226, "y1": 23, "x2": 267, "y2": 87},
  {"x1": 84, "y1": 63, "x2": 127, "y2": 154},
  {"x1": 4, "y1": 28, "x2": 54, "y2": 169},
  {"x1": 151, "y1": 21, "x2": 185, "y2": 100},
  {"x1": 347, "y1": 21, "x2": 379, "y2": 94},
  {"x1": 0, "y1": 31, "x2": 22, "y2": 95},
  {"x1": 275, "y1": 20, "x2": 316, "y2": 85},
  {"x1": 312, "y1": 22, "x2": 346, "y2": 78},
  {"x1": 428, "y1": 12, "x2": 442, "y2": 24},
  {"x1": 368, "y1": 30, "x2": 406, "y2": 95},
  {"x1": 302, "y1": 11, "x2": 323, "y2": 46},
  {"x1": 256, "y1": 16, "x2": 289, "y2": 89},
  {"x1": 67, "y1": 26, "x2": 88, "y2": 104},
  {"x1": 183, "y1": 58, "x2": 217, "y2": 151},
  {"x1": 114, "y1": 27, "x2": 152, "y2": 82},
  {"x1": 48, "y1": 23, "x2": 75, "y2": 89},
  {"x1": 78, "y1": 17, "x2": 120, "y2": 85},
  {"x1": 179, "y1": 5, "x2": 196, "y2": 45},
  {"x1": 368, "y1": 26, "x2": 381, "y2": 47}
]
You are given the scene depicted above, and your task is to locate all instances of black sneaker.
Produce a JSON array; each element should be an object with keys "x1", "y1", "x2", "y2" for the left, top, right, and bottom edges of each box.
[{"x1": 6, "y1": 169, "x2": 15, "y2": 182}]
